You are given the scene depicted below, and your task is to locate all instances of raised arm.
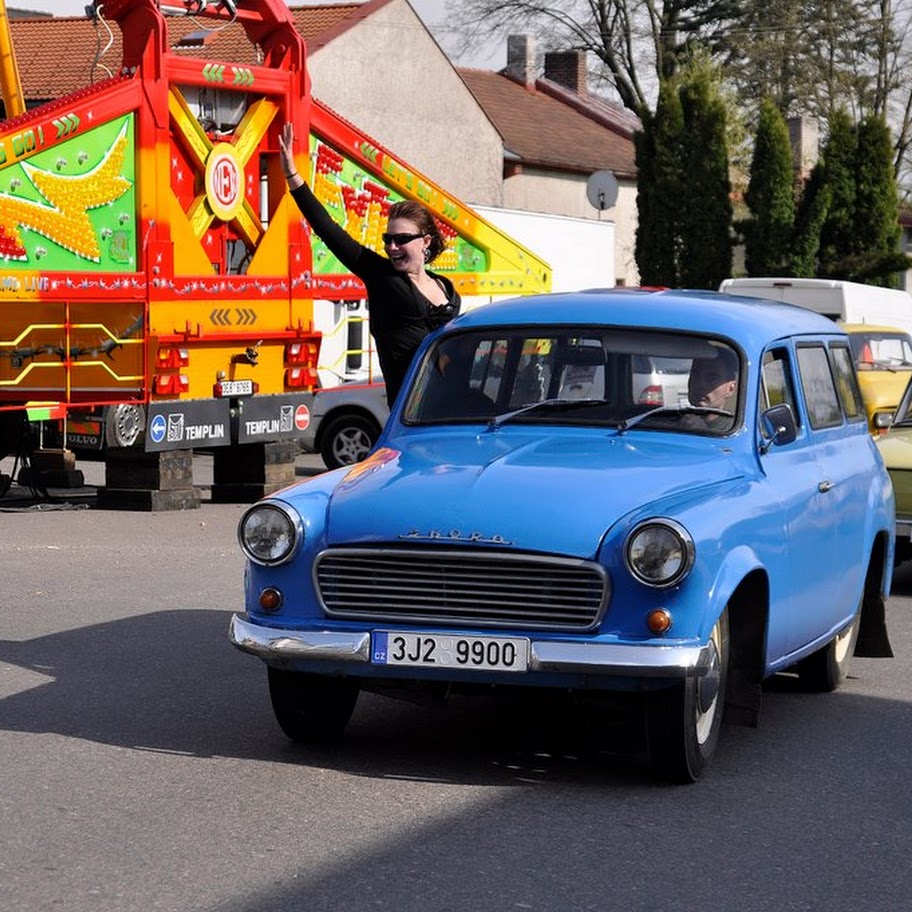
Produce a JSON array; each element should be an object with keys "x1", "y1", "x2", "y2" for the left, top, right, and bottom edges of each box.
[{"x1": 279, "y1": 122, "x2": 380, "y2": 275}]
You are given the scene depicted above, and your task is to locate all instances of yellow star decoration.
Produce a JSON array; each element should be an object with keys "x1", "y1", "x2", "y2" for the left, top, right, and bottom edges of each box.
[{"x1": 0, "y1": 123, "x2": 131, "y2": 262}]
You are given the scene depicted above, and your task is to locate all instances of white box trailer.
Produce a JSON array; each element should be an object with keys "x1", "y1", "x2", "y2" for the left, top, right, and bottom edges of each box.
[
  {"x1": 719, "y1": 277, "x2": 912, "y2": 335},
  {"x1": 472, "y1": 206, "x2": 616, "y2": 294}
]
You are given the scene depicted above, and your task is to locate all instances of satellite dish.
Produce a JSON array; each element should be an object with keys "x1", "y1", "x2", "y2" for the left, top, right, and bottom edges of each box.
[{"x1": 586, "y1": 170, "x2": 618, "y2": 211}]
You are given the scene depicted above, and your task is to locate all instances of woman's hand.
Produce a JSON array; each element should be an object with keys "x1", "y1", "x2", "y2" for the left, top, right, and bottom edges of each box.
[{"x1": 279, "y1": 123, "x2": 303, "y2": 188}]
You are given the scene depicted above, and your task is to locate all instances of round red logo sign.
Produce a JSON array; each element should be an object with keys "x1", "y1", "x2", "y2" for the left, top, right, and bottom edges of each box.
[
  {"x1": 294, "y1": 404, "x2": 311, "y2": 431},
  {"x1": 205, "y1": 143, "x2": 244, "y2": 221}
]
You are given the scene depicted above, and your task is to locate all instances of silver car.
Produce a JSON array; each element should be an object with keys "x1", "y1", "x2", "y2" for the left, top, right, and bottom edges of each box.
[{"x1": 301, "y1": 382, "x2": 390, "y2": 469}]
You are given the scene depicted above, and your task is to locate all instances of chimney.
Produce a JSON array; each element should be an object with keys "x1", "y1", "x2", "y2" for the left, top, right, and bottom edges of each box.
[
  {"x1": 544, "y1": 50, "x2": 588, "y2": 95},
  {"x1": 788, "y1": 116, "x2": 819, "y2": 187},
  {"x1": 506, "y1": 34, "x2": 537, "y2": 88}
]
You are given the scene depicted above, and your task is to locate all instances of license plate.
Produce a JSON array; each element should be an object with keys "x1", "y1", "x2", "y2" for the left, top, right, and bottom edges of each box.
[
  {"x1": 372, "y1": 631, "x2": 529, "y2": 672},
  {"x1": 215, "y1": 379, "x2": 254, "y2": 397}
]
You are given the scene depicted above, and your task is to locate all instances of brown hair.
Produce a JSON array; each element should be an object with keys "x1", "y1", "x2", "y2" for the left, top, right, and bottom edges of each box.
[{"x1": 388, "y1": 200, "x2": 447, "y2": 263}]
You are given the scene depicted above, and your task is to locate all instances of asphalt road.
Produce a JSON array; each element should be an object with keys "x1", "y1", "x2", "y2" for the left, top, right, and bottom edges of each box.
[{"x1": 1, "y1": 453, "x2": 911, "y2": 912}]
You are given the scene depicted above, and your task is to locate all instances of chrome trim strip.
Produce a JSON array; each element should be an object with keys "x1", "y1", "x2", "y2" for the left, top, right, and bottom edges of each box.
[
  {"x1": 530, "y1": 641, "x2": 712, "y2": 677},
  {"x1": 228, "y1": 615, "x2": 370, "y2": 663},
  {"x1": 229, "y1": 615, "x2": 710, "y2": 677},
  {"x1": 895, "y1": 517, "x2": 912, "y2": 538}
]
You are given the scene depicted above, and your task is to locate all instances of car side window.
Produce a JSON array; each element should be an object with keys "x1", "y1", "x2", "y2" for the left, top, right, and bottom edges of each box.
[
  {"x1": 796, "y1": 343, "x2": 843, "y2": 429},
  {"x1": 829, "y1": 343, "x2": 865, "y2": 422},
  {"x1": 760, "y1": 348, "x2": 798, "y2": 418}
]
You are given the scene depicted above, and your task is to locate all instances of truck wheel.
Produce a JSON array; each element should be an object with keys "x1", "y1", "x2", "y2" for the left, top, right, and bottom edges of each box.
[
  {"x1": 647, "y1": 609, "x2": 729, "y2": 783},
  {"x1": 267, "y1": 668, "x2": 359, "y2": 743},
  {"x1": 319, "y1": 412, "x2": 380, "y2": 469},
  {"x1": 104, "y1": 404, "x2": 145, "y2": 448}
]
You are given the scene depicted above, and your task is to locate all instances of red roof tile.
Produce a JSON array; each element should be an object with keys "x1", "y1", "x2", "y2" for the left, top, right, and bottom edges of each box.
[
  {"x1": 458, "y1": 68, "x2": 637, "y2": 179},
  {"x1": 6, "y1": 4, "x2": 370, "y2": 100}
]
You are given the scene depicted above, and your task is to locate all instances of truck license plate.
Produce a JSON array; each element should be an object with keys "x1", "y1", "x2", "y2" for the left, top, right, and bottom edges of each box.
[
  {"x1": 215, "y1": 379, "x2": 254, "y2": 397},
  {"x1": 372, "y1": 631, "x2": 529, "y2": 672}
]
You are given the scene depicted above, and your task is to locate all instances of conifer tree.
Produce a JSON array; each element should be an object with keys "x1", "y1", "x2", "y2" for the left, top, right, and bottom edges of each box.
[
  {"x1": 851, "y1": 115, "x2": 904, "y2": 283},
  {"x1": 635, "y1": 81, "x2": 684, "y2": 286},
  {"x1": 678, "y1": 65, "x2": 733, "y2": 288},
  {"x1": 790, "y1": 164, "x2": 831, "y2": 277},
  {"x1": 817, "y1": 111, "x2": 857, "y2": 276},
  {"x1": 743, "y1": 99, "x2": 795, "y2": 275}
]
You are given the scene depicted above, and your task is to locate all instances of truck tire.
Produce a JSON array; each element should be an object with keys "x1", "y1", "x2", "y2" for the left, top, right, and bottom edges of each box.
[
  {"x1": 319, "y1": 412, "x2": 381, "y2": 469},
  {"x1": 104, "y1": 404, "x2": 146, "y2": 448}
]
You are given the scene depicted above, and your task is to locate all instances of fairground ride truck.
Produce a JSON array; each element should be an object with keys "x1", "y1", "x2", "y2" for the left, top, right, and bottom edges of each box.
[{"x1": 0, "y1": 0, "x2": 548, "y2": 506}]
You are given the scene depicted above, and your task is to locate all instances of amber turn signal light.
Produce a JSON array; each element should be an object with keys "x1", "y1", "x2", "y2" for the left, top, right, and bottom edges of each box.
[
  {"x1": 258, "y1": 588, "x2": 283, "y2": 612},
  {"x1": 646, "y1": 608, "x2": 673, "y2": 635}
]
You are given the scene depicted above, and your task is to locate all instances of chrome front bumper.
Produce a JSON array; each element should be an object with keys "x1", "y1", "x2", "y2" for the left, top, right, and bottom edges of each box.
[{"x1": 228, "y1": 615, "x2": 713, "y2": 678}]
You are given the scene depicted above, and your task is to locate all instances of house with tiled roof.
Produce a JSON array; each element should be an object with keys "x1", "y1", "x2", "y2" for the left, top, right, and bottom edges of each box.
[
  {"x1": 3, "y1": 0, "x2": 639, "y2": 284},
  {"x1": 459, "y1": 35, "x2": 639, "y2": 284}
]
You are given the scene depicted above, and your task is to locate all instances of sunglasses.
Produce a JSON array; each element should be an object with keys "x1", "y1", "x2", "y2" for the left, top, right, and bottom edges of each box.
[{"x1": 382, "y1": 232, "x2": 425, "y2": 246}]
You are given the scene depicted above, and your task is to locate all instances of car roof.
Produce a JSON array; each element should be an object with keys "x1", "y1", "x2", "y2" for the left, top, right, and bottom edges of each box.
[
  {"x1": 450, "y1": 288, "x2": 845, "y2": 350},
  {"x1": 840, "y1": 323, "x2": 911, "y2": 336}
]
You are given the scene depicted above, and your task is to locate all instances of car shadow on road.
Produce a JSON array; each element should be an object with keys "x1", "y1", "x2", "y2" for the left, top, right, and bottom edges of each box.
[
  {"x1": 0, "y1": 608, "x2": 674, "y2": 785},
  {"x1": 0, "y1": 610, "x2": 280, "y2": 761},
  {"x1": 0, "y1": 607, "x2": 905, "y2": 791},
  {"x1": 205, "y1": 665, "x2": 912, "y2": 912}
]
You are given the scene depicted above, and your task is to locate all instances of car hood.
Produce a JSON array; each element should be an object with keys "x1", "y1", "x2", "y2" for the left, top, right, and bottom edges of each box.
[
  {"x1": 310, "y1": 430, "x2": 745, "y2": 557},
  {"x1": 856, "y1": 369, "x2": 911, "y2": 410}
]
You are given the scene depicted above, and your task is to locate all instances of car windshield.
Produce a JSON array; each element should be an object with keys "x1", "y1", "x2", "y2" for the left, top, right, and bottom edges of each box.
[
  {"x1": 402, "y1": 328, "x2": 742, "y2": 436},
  {"x1": 850, "y1": 331, "x2": 912, "y2": 370}
]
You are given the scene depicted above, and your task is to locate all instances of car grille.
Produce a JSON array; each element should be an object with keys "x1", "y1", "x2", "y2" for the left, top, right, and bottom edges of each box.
[{"x1": 315, "y1": 548, "x2": 609, "y2": 631}]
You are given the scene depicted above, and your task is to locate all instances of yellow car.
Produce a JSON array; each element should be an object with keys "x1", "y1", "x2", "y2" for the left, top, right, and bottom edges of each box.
[
  {"x1": 842, "y1": 324, "x2": 912, "y2": 432},
  {"x1": 876, "y1": 373, "x2": 912, "y2": 561}
]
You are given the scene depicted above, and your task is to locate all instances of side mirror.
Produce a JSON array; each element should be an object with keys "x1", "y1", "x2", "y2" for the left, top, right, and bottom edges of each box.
[
  {"x1": 873, "y1": 411, "x2": 894, "y2": 431},
  {"x1": 760, "y1": 403, "x2": 798, "y2": 453}
]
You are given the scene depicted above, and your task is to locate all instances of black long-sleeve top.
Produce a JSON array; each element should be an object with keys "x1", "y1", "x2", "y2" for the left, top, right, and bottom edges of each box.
[{"x1": 290, "y1": 182, "x2": 461, "y2": 403}]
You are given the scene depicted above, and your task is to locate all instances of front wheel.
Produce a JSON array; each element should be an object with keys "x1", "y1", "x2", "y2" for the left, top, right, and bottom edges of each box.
[
  {"x1": 319, "y1": 412, "x2": 380, "y2": 469},
  {"x1": 647, "y1": 609, "x2": 729, "y2": 783},
  {"x1": 267, "y1": 668, "x2": 360, "y2": 743}
]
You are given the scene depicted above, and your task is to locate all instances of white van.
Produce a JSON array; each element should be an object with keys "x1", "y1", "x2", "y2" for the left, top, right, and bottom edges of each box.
[
  {"x1": 720, "y1": 277, "x2": 912, "y2": 431},
  {"x1": 719, "y1": 277, "x2": 912, "y2": 335}
]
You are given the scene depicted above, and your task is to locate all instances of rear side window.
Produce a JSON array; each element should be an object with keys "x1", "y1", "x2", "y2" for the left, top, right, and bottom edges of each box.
[
  {"x1": 830, "y1": 344, "x2": 865, "y2": 421},
  {"x1": 796, "y1": 344, "x2": 842, "y2": 429}
]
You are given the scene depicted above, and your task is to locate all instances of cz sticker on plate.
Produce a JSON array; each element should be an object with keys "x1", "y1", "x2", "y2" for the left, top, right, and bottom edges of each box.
[{"x1": 372, "y1": 631, "x2": 529, "y2": 672}]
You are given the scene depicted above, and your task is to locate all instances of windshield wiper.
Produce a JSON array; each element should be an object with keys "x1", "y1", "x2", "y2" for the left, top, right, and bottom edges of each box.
[
  {"x1": 487, "y1": 398, "x2": 609, "y2": 430},
  {"x1": 868, "y1": 358, "x2": 912, "y2": 372},
  {"x1": 616, "y1": 403, "x2": 733, "y2": 433}
]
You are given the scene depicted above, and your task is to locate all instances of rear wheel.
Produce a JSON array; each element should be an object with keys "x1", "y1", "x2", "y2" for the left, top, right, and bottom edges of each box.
[
  {"x1": 319, "y1": 412, "x2": 380, "y2": 469},
  {"x1": 895, "y1": 539, "x2": 912, "y2": 568},
  {"x1": 267, "y1": 668, "x2": 360, "y2": 743},
  {"x1": 797, "y1": 608, "x2": 859, "y2": 692},
  {"x1": 647, "y1": 609, "x2": 729, "y2": 783}
]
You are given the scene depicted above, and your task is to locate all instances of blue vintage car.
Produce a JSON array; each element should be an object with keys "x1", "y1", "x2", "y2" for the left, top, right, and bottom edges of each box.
[{"x1": 229, "y1": 289, "x2": 895, "y2": 782}]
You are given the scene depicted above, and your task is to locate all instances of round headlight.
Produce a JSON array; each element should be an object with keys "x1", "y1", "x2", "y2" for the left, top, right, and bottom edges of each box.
[
  {"x1": 238, "y1": 502, "x2": 303, "y2": 566},
  {"x1": 625, "y1": 519, "x2": 694, "y2": 588},
  {"x1": 873, "y1": 411, "x2": 893, "y2": 429}
]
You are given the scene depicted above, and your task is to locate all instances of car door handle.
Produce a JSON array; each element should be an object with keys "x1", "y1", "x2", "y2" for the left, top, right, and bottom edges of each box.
[{"x1": 818, "y1": 480, "x2": 835, "y2": 493}]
